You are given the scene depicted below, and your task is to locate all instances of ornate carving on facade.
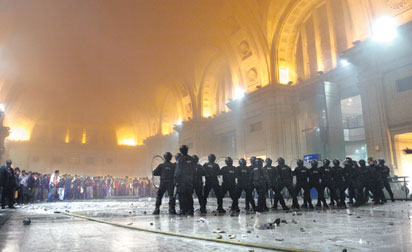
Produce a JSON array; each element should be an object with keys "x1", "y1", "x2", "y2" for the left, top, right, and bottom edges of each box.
[
  {"x1": 238, "y1": 40, "x2": 252, "y2": 61},
  {"x1": 246, "y1": 67, "x2": 258, "y2": 86},
  {"x1": 386, "y1": 0, "x2": 411, "y2": 11}
]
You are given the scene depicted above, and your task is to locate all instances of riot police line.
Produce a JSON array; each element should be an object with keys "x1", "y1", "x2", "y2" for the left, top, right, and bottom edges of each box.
[{"x1": 152, "y1": 145, "x2": 395, "y2": 216}]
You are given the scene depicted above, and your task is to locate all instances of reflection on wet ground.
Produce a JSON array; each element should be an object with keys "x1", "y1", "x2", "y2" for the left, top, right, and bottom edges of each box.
[{"x1": 0, "y1": 198, "x2": 411, "y2": 252}]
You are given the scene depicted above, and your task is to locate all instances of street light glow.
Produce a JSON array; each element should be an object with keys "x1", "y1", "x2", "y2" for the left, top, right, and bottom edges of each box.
[
  {"x1": 340, "y1": 59, "x2": 350, "y2": 67},
  {"x1": 372, "y1": 17, "x2": 398, "y2": 43},
  {"x1": 234, "y1": 87, "x2": 245, "y2": 100}
]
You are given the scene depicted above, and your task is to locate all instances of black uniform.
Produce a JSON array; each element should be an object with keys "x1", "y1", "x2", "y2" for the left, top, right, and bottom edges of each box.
[
  {"x1": 236, "y1": 161, "x2": 255, "y2": 210},
  {"x1": 153, "y1": 161, "x2": 176, "y2": 213},
  {"x1": 332, "y1": 163, "x2": 346, "y2": 207},
  {"x1": 193, "y1": 156, "x2": 206, "y2": 213},
  {"x1": 320, "y1": 162, "x2": 336, "y2": 205},
  {"x1": 343, "y1": 160, "x2": 357, "y2": 204},
  {"x1": 0, "y1": 165, "x2": 17, "y2": 209},
  {"x1": 367, "y1": 162, "x2": 385, "y2": 204},
  {"x1": 293, "y1": 161, "x2": 312, "y2": 208},
  {"x1": 354, "y1": 160, "x2": 367, "y2": 206},
  {"x1": 266, "y1": 161, "x2": 288, "y2": 210},
  {"x1": 378, "y1": 162, "x2": 394, "y2": 202},
  {"x1": 221, "y1": 159, "x2": 239, "y2": 212},
  {"x1": 174, "y1": 154, "x2": 195, "y2": 215},
  {"x1": 277, "y1": 159, "x2": 299, "y2": 209},
  {"x1": 309, "y1": 161, "x2": 327, "y2": 207},
  {"x1": 250, "y1": 159, "x2": 270, "y2": 212},
  {"x1": 203, "y1": 161, "x2": 224, "y2": 212}
]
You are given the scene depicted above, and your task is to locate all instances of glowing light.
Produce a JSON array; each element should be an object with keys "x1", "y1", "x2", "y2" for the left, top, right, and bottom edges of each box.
[
  {"x1": 372, "y1": 17, "x2": 398, "y2": 43},
  {"x1": 116, "y1": 127, "x2": 139, "y2": 146},
  {"x1": 176, "y1": 120, "x2": 183, "y2": 126},
  {"x1": 279, "y1": 67, "x2": 289, "y2": 84},
  {"x1": 65, "y1": 129, "x2": 70, "y2": 143},
  {"x1": 81, "y1": 129, "x2": 87, "y2": 144},
  {"x1": 233, "y1": 87, "x2": 245, "y2": 100},
  {"x1": 162, "y1": 122, "x2": 171, "y2": 135},
  {"x1": 340, "y1": 59, "x2": 350, "y2": 67},
  {"x1": 8, "y1": 127, "x2": 30, "y2": 141},
  {"x1": 119, "y1": 138, "x2": 138, "y2": 146},
  {"x1": 203, "y1": 107, "x2": 211, "y2": 118},
  {"x1": 0, "y1": 104, "x2": 5, "y2": 112}
]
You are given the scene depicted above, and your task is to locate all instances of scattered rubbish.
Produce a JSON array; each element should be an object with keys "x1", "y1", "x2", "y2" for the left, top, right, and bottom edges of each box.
[
  {"x1": 292, "y1": 220, "x2": 298, "y2": 224},
  {"x1": 248, "y1": 250, "x2": 254, "y2": 252},
  {"x1": 342, "y1": 249, "x2": 347, "y2": 252},
  {"x1": 300, "y1": 228, "x2": 305, "y2": 232},
  {"x1": 296, "y1": 212, "x2": 303, "y2": 216},
  {"x1": 275, "y1": 238, "x2": 284, "y2": 242},
  {"x1": 213, "y1": 229, "x2": 226, "y2": 234},
  {"x1": 197, "y1": 218, "x2": 206, "y2": 223},
  {"x1": 281, "y1": 220, "x2": 287, "y2": 224},
  {"x1": 143, "y1": 211, "x2": 147, "y2": 214},
  {"x1": 65, "y1": 210, "x2": 70, "y2": 213},
  {"x1": 23, "y1": 218, "x2": 31, "y2": 225},
  {"x1": 127, "y1": 223, "x2": 133, "y2": 225},
  {"x1": 129, "y1": 211, "x2": 132, "y2": 214},
  {"x1": 216, "y1": 234, "x2": 223, "y2": 239},
  {"x1": 247, "y1": 230, "x2": 252, "y2": 233},
  {"x1": 228, "y1": 234, "x2": 236, "y2": 239},
  {"x1": 313, "y1": 220, "x2": 316, "y2": 222},
  {"x1": 357, "y1": 216, "x2": 361, "y2": 219},
  {"x1": 274, "y1": 218, "x2": 281, "y2": 226},
  {"x1": 54, "y1": 211, "x2": 60, "y2": 214},
  {"x1": 150, "y1": 223, "x2": 154, "y2": 226},
  {"x1": 389, "y1": 222, "x2": 394, "y2": 226}
]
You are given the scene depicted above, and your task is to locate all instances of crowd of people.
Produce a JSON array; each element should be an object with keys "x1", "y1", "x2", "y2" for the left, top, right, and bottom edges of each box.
[
  {"x1": 0, "y1": 160, "x2": 155, "y2": 209},
  {"x1": 152, "y1": 145, "x2": 396, "y2": 216}
]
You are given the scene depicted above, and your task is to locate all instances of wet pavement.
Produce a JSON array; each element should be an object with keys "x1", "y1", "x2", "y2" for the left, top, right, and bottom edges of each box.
[{"x1": 0, "y1": 198, "x2": 411, "y2": 252}]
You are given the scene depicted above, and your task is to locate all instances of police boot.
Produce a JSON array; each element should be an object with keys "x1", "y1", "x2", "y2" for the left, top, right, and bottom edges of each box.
[
  {"x1": 329, "y1": 200, "x2": 335, "y2": 206},
  {"x1": 169, "y1": 208, "x2": 177, "y2": 215},
  {"x1": 200, "y1": 206, "x2": 207, "y2": 214},
  {"x1": 152, "y1": 208, "x2": 160, "y2": 215},
  {"x1": 308, "y1": 203, "x2": 315, "y2": 209},
  {"x1": 316, "y1": 202, "x2": 322, "y2": 208},
  {"x1": 323, "y1": 202, "x2": 329, "y2": 208},
  {"x1": 301, "y1": 203, "x2": 308, "y2": 209},
  {"x1": 217, "y1": 208, "x2": 226, "y2": 214}
]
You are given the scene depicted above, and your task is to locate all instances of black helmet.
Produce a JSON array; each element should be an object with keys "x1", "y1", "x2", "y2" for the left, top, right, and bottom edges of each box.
[
  {"x1": 359, "y1": 159, "x2": 366, "y2": 167},
  {"x1": 239, "y1": 158, "x2": 246, "y2": 166},
  {"x1": 250, "y1": 156, "x2": 257, "y2": 165},
  {"x1": 378, "y1": 158, "x2": 385, "y2": 165},
  {"x1": 175, "y1": 153, "x2": 182, "y2": 161},
  {"x1": 256, "y1": 158, "x2": 263, "y2": 167},
  {"x1": 323, "y1": 159, "x2": 330, "y2": 166},
  {"x1": 179, "y1": 145, "x2": 189, "y2": 155},
  {"x1": 311, "y1": 160, "x2": 318, "y2": 167},
  {"x1": 265, "y1": 158, "x2": 272, "y2": 166},
  {"x1": 163, "y1": 152, "x2": 172, "y2": 162},
  {"x1": 192, "y1": 155, "x2": 199, "y2": 164},
  {"x1": 277, "y1": 157, "x2": 285, "y2": 165},
  {"x1": 333, "y1": 159, "x2": 340, "y2": 166},
  {"x1": 297, "y1": 159, "x2": 304, "y2": 166},
  {"x1": 208, "y1": 154, "x2": 216, "y2": 163},
  {"x1": 345, "y1": 157, "x2": 353, "y2": 163},
  {"x1": 225, "y1": 157, "x2": 233, "y2": 166}
]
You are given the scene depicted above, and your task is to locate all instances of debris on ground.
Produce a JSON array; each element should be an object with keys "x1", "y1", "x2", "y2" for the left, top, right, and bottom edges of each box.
[
  {"x1": 197, "y1": 218, "x2": 206, "y2": 223},
  {"x1": 389, "y1": 222, "x2": 394, "y2": 225},
  {"x1": 275, "y1": 238, "x2": 284, "y2": 242},
  {"x1": 216, "y1": 234, "x2": 223, "y2": 239},
  {"x1": 143, "y1": 211, "x2": 147, "y2": 214},
  {"x1": 23, "y1": 218, "x2": 31, "y2": 225},
  {"x1": 150, "y1": 222, "x2": 153, "y2": 225},
  {"x1": 228, "y1": 234, "x2": 236, "y2": 239},
  {"x1": 300, "y1": 228, "x2": 305, "y2": 232},
  {"x1": 127, "y1": 223, "x2": 133, "y2": 225},
  {"x1": 281, "y1": 220, "x2": 287, "y2": 224},
  {"x1": 247, "y1": 230, "x2": 252, "y2": 233},
  {"x1": 213, "y1": 229, "x2": 225, "y2": 234}
]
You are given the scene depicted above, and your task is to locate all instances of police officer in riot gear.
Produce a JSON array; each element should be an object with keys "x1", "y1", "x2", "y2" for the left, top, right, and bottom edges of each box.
[
  {"x1": 367, "y1": 158, "x2": 385, "y2": 205},
  {"x1": 332, "y1": 159, "x2": 346, "y2": 208},
  {"x1": 354, "y1": 159, "x2": 367, "y2": 206},
  {"x1": 174, "y1": 145, "x2": 195, "y2": 215},
  {"x1": 220, "y1": 157, "x2": 240, "y2": 212},
  {"x1": 152, "y1": 152, "x2": 176, "y2": 215},
  {"x1": 276, "y1": 157, "x2": 300, "y2": 209},
  {"x1": 250, "y1": 158, "x2": 270, "y2": 212},
  {"x1": 344, "y1": 157, "x2": 357, "y2": 204},
  {"x1": 378, "y1": 159, "x2": 395, "y2": 202},
  {"x1": 293, "y1": 159, "x2": 312, "y2": 209},
  {"x1": 266, "y1": 158, "x2": 288, "y2": 210},
  {"x1": 192, "y1": 155, "x2": 206, "y2": 213},
  {"x1": 309, "y1": 160, "x2": 328, "y2": 208},
  {"x1": 203, "y1": 154, "x2": 225, "y2": 213},
  {"x1": 320, "y1": 159, "x2": 336, "y2": 206},
  {"x1": 236, "y1": 158, "x2": 256, "y2": 211}
]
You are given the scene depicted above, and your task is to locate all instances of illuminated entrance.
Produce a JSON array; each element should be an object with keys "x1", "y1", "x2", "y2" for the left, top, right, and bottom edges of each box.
[{"x1": 394, "y1": 132, "x2": 412, "y2": 179}]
